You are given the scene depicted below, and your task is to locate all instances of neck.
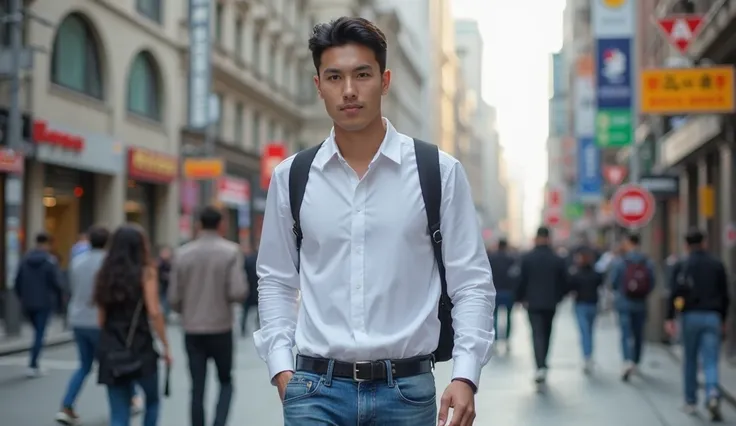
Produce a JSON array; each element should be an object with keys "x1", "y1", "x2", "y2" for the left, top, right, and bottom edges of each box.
[{"x1": 333, "y1": 115, "x2": 386, "y2": 162}]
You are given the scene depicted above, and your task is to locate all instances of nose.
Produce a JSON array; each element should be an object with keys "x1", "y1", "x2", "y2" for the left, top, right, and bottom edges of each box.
[{"x1": 342, "y1": 77, "x2": 357, "y2": 100}]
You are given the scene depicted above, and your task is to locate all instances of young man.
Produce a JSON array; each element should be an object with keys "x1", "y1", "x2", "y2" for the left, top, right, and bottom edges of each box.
[
  {"x1": 14, "y1": 232, "x2": 63, "y2": 378},
  {"x1": 609, "y1": 233, "x2": 655, "y2": 381},
  {"x1": 488, "y1": 238, "x2": 517, "y2": 349},
  {"x1": 254, "y1": 17, "x2": 495, "y2": 426},
  {"x1": 665, "y1": 229, "x2": 729, "y2": 420},
  {"x1": 168, "y1": 207, "x2": 248, "y2": 426}
]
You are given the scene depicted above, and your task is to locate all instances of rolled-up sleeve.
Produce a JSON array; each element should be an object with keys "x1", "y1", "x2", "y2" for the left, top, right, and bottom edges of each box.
[
  {"x1": 252, "y1": 160, "x2": 302, "y2": 383},
  {"x1": 439, "y1": 161, "x2": 495, "y2": 388}
]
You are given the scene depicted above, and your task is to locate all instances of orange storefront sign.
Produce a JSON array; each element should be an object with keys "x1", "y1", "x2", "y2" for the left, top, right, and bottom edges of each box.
[
  {"x1": 576, "y1": 55, "x2": 594, "y2": 77},
  {"x1": 183, "y1": 157, "x2": 224, "y2": 180},
  {"x1": 127, "y1": 147, "x2": 177, "y2": 183}
]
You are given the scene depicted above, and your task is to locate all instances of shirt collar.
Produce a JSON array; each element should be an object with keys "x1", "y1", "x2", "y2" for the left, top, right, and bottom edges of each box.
[{"x1": 313, "y1": 118, "x2": 402, "y2": 170}]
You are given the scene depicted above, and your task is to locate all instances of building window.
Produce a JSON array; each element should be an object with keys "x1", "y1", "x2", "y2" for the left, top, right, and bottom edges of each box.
[
  {"x1": 214, "y1": 93, "x2": 224, "y2": 137},
  {"x1": 234, "y1": 102, "x2": 244, "y2": 143},
  {"x1": 252, "y1": 112, "x2": 261, "y2": 148},
  {"x1": 127, "y1": 52, "x2": 162, "y2": 120},
  {"x1": 137, "y1": 0, "x2": 161, "y2": 23},
  {"x1": 252, "y1": 32, "x2": 261, "y2": 72},
  {"x1": 50, "y1": 13, "x2": 103, "y2": 99},
  {"x1": 215, "y1": 2, "x2": 223, "y2": 44},
  {"x1": 268, "y1": 41, "x2": 277, "y2": 78},
  {"x1": 234, "y1": 17, "x2": 244, "y2": 60}
]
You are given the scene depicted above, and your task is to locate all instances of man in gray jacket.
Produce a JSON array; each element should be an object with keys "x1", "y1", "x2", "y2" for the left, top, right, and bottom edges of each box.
[{"x1": 169, "y1": 206, "x2": 248, "y2": 426}]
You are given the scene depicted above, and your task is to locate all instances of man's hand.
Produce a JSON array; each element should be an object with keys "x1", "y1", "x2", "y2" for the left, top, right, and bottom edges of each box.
[
  {"x1": 664, "y1": 320, "x2": 677, "y2": 337},
  {"x1": 274, "y1": 370, "x2": 294, "y2": 402},
  {"x1": 438, "y1": 380, "x2": 475, "y2": 426}
]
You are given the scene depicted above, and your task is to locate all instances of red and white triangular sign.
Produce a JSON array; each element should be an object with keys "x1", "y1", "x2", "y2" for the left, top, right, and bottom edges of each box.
[
  {"x1": 656, "y1": 14, "x2": 704, "y2": 55},
  {"x1": 603, "y1": 165, "x2": 627, "y2": 186}
]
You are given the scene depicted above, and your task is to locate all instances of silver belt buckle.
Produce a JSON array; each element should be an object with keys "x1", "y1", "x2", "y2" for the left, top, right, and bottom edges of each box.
[{"x1": 352, "y1": 361, "x2": 373, "y2": 382}]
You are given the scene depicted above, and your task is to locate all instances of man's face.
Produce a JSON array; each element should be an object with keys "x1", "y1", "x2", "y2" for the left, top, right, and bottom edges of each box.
[{"x1": 314, "y1": 43, "x2": 390, "y2": 132}]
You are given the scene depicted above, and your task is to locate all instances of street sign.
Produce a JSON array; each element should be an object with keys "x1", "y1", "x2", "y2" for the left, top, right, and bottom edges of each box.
[
  {"x1": 655, "y1": 15, "x2": 704, "y2": 55},
  {"x1": 595, "y1": 108, "x2": 632, "y2": 147},
  {"x1": 545, "y1": 208, "x2": 562, "y2": 227},
  {"x1": 640, "y1": 66, "x2": 735, "y2": 114},
  {"x1": 725, "y1": 223, "x2": 736, "y2": 248},
  {"x1": 603, "y1": 165, "x2": 627, "y2": 186},
  {"x1": 611, "y1": 184, "x2": 656, "y2": 228}
]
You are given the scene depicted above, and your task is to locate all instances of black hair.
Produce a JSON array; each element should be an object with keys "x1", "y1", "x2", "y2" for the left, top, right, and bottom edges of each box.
[
  {"x1": 88, "y1": 226, "x2": 110, "y2": 249},
  {"x1": 36, "y1": 232, "x2": 51, "y2": 245},
  {"x1": 199, "y1": 206, "x2": 223, "y2": 230},
  {"x1": 308, "y1": 17, "x2": 388, "y2": 74},
  {"x1": 498, "y1": 239, "x2": 508, "y2": 249},
  {"x1": 536, "y1": 227, "x2": 550, "y2": 238},
  {"x1": 93, "y1": 224, "x2": 151, "y2": 306},
  {"x1": 685, "y1": 228, "x2": 705, "y2": 246},
  {"x1": 627, "y1": 233, "x2": 641, "y2": 245}
]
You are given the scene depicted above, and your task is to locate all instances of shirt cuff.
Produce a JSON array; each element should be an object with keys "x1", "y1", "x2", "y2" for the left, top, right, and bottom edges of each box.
[
  {"x1": 266, "y1": 348, "x2": 295, "y2": 384},
  {"x1": 451, "y1": 354, "x2": 482, "y2": 389}
]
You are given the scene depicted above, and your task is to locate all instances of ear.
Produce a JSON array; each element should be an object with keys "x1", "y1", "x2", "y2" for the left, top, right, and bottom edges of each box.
[
  {"x1": 313, "y1": 75, "x2": 323, "y2": 99},
  {"x1": 381, "y1": 69, "x2": 391, "y2": 96}
]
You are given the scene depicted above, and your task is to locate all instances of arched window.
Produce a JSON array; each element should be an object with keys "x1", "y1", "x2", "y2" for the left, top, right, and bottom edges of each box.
[
  {"x1": 50, "y1": 13, "x2": 103, "y2": 99},
  {"x1": 127, "y1": 52, "x2": 162, "y2": 121}
]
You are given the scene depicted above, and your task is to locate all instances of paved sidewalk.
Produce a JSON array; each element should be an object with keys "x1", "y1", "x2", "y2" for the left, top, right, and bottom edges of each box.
[{"x1": 0, "y1": 316, "x2": 72, "y2": 356}]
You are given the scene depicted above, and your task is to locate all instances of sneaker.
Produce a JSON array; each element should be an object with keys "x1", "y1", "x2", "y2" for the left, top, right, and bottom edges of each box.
[
  {"x1": 708, "y1": 397, "x2": 723, "y2": 422},
  {"x1": 54, "y1": 408, "x2": 80, "y2": 425},
  {"x1": 621, "y1": 362, "x2": 634, "y2": 382},
  {"x1": 25, "y1": 367, "x2": 46, "y2": 378},
  {"x1": 131, "y1": 395, "x2": 143, "y2": 416},
  {"x1": 583, "y1": 359, "x2": 594, "y2": 375},
  {"x1": 682, "y1": 404, "x2": 697, "y2": 416},
  {"x1": 534, "y1": 368, "x2": 547, "y2": 384}
]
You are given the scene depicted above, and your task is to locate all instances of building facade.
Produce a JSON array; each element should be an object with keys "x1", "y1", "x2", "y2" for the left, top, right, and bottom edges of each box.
[{"x1": 428, "y1": 0, "x2": 458, "y2": 155}]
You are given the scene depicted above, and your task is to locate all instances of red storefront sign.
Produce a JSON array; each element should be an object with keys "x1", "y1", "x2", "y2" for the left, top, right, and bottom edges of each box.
[
  {"x1": 217, "y1": 176, "x2": 251, "y2": 205},
  {"x1": 261, "y1": 142, "x2": 286, "y2": 190},
  {"x1": 0, "y1": 148, "x2": 23, "y2": 173},
  {"x1": 127, "y1": 147, "x2": 178, "y2": 184},
  {"x1": 32, "y1": 120, "x2": 84, "y2": 152}
]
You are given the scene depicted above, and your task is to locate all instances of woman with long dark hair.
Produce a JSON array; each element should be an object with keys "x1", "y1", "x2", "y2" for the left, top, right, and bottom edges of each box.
[
  {"x1": 568, "y1": 249, "x2": 604, "y2": 375},
  {"x1": 93, "y1": 224, "x2": 171, "y2": 426}
]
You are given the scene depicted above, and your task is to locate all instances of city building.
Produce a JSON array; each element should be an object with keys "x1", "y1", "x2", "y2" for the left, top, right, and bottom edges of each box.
[
  {"x1": 11, "y1": 0, "x2": 183, "y2": 268},
  {"x1": 505, "y1": 172, "x2": 526, "y2": 248},
  {"x1": 428, "y1": 0, "x2": 458, "y2": 155}
]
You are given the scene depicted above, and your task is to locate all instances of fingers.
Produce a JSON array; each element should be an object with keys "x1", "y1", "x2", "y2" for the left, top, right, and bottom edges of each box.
[
  {"x1": 437, "y1": 392, "x2": 451, "y2": 426},
  {"x1": 446, "y1": 403, "x2": 476, "y2": 426}
]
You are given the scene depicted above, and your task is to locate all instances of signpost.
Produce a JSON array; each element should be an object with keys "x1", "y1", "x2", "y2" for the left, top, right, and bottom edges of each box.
[
  {"x1": 655, "y1": 15, "x2": 704, "y2": 55},
  {"x1": 595, "y1": 109, "x2": 633, "y2": 147},
  {"x1": 611, "y1": 184, "x2": 656, "y2": 228},
  {"x1": 603, "y1": 165, "x2": 627, "y2": 186},
  {"x1": 639, "y1": 66, "x2": 735, "y2": 114}
]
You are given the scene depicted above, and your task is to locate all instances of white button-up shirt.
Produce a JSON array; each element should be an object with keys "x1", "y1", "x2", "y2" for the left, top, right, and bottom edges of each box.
[{"x1": 253, "y1": 119, "x2": 495, "y2": 387}]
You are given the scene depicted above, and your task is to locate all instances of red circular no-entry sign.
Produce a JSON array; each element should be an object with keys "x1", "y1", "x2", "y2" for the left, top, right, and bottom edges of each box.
[{"x1": 612, "y1": 184, "x2": 656, "y2": 228}]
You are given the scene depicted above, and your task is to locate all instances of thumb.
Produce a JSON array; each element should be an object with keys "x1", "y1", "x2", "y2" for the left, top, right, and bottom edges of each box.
[{"x1": 438, "y1": 392, "x2": 451, "y2": 426}]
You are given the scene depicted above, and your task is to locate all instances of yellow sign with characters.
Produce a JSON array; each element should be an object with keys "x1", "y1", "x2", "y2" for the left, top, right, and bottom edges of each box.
[{"x1": 639, "y1": 66, "x2": 735, "y2": 114}]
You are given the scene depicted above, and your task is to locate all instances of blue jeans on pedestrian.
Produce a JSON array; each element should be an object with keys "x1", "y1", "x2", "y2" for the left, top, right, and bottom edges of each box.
[
  {"x1": 618, "y1": 309, "x2": 647, "y2": 364},
  {"x1": 61, "y1": 327, "x2": 100, "y2": 409},
  {"x1": 575, "y1": 303, "x2": 597, "y2": 359},
  {"x1": 493, "y1": 291, "x2": 515, "y2": 340},
  {"x1": 283, "y1": 363, "x2": 437, "y2": 425},
  {"x1": 682, "y1": 311, "x2": 722, "y2": 405},
  {"x1": 107, "y1": 372, "x2": 160, "y2": 426},
  {"x1": 26, "y1": 309, "x2": 51, "y2": 368}
]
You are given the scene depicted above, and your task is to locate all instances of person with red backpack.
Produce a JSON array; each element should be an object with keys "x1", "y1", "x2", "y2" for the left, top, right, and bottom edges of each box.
[{"x1": 609, "y1": 233, "x2": 655, "y2": 381}]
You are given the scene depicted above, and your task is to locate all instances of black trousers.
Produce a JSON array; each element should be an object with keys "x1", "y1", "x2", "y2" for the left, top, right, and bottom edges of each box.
[
  {"x1": 185, "y1": 331, "x2": 234, "y2": 426},
  {"x1": 528, "y1": 309, "x2": 556, "y2": 369}
]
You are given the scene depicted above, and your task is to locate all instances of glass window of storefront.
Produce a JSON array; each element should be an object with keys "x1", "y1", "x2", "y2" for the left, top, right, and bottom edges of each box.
[{"x1": 125, "y1": 179, "x2": 156, "y2": 239}]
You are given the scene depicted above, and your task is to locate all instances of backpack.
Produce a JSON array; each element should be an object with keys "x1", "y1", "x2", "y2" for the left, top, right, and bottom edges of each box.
[
  {"x1": 287, "y1": 138, "x2": 454, "y2": 362},
  {"x1": 623, "y1": 259, "x2": 652, "y2": 299}
]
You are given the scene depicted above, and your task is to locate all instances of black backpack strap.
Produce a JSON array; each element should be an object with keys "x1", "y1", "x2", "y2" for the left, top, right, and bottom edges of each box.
[
  {"x1": 288, "y1": 143, "x2": 323, "y2": 271},
  {"x1": 413, "y1": 139, "x2": 448, "y2": 300}
]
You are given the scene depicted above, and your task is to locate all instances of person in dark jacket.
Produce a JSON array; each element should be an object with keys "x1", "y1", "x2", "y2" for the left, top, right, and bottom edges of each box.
[
  {"x1": 14, "y1": 232, "x2": 63, "y2": 377},
  {"x1": 157, "y1": 246, "x2": 172, "y2": 321},
  {"x1": 488, "y1": 238, "x2": 517, "y2": 349},
  {"x1": 517, "y1": 226, "x2": 568, "y2": 386},
  {"x1": 568, "y1": 248, "x2": 604, "y2": 374},
  {"x1": 665, "y1": 229, "x2": 729, "y2": 421},
  {"x1": 241, "y1": 246, "x2": 259, "y2": 337}
]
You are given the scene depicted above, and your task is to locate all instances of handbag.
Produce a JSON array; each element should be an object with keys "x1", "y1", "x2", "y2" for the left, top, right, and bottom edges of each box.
[{"x1": 106, "y1": 300, "x2": 144, "y2": 380}]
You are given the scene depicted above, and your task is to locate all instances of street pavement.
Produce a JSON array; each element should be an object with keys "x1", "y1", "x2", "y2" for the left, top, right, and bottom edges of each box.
[{"x1": 1, "y1": 304, "x2": 736, "y2": 425}]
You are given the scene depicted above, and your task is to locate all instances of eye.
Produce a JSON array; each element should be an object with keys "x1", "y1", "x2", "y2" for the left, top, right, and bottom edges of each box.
[
  {"x1": 326, "y1": 75, "x2": 340, "y2": 81},
  {"x1": 357, "y1": 72, "x2": 371, "y2": 78}
]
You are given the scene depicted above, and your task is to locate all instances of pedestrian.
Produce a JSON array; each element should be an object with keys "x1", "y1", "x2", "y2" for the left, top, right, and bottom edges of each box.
[
  {"x1": 94, "y1": 224, "x2": 172, "y2": 426},
  {"x1": 254, "y1": 17, "x2": 495, "y2": 426},
  {"x1": 240, "y1": 242, "x2": 259, "y2": 337},
  {"x1": 568, "y1": 248, "x2": 604, "y2": 374},
  {"x1": 70, "y1": 233, "x2": 90, "y2": 261},
  {"x1": 488, "y1": 238, "x2": 517, "y2": 350},
  {"x1": 14, "y1": 232, "x2": 64, "y2": 378},
  {"x1": 168, "y1": 206, "x2": 248, "y2": 426},
  {"x1": 156, "y1": 246, "x2": 172, "y2": 321},
  {"x1": 516, "y1": 226, "x2": 568, "y2": 387},
  {"x1": 609, "y1": 233, "x2": 655, "y2": 381},
  {"x1": 665, "y1": 228, "x2": 729, "y2": 421}
]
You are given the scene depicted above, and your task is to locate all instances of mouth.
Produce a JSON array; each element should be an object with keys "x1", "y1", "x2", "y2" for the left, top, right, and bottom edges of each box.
[{"x1": 340, "y1": 104, "x2": 363, "y2": 113}]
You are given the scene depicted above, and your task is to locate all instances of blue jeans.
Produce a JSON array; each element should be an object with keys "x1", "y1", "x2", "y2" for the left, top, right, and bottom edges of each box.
[
  {"x1": 107, "y1": 372, "x2": 160, "y2": 426},
  {"x1": 61, "y1": 327, "x2": 100, "y2": 409},
  {"x1": 575, "y1": 303, "x2": 597, "y2": 359},
  {"x1": 283, "y1": 367, "x2": 437, "y2": 425},
  {"x1": 26, "y1": 309, "x2": 51, "y2": 368},
  {"x1": 493, "y1": 291, "x2": 515, "y2": 340},
  {"x1": 682, "y1": 311, "x2": 722, "y2": 404},
  {"x1": 618, "y1": 309, "x2": 646, "y2": 364}
]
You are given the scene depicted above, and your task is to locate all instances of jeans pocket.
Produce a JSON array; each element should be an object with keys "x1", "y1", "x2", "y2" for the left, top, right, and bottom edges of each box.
[
  {"x1": 283, "y1": 371, "x2": 322, "y2": 405},
  {"x1": 394, "y1": 372, "x2": 436, "y2": 406}
]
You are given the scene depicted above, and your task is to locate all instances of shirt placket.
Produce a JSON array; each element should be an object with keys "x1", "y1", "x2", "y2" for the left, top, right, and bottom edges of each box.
[{"x1": 350, "y1": 176, "x2": 368, "y2": 334}]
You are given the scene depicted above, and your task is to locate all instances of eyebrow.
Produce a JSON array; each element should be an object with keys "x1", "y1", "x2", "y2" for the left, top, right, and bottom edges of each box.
[{"x1": 322, "y1": 64, "x2": 374, "y2": 75}]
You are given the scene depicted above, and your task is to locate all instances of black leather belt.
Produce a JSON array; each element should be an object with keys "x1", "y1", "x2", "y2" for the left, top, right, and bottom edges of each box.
[{"x1": 296, "y1": 354, "x2": 434, "y2": 382}]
